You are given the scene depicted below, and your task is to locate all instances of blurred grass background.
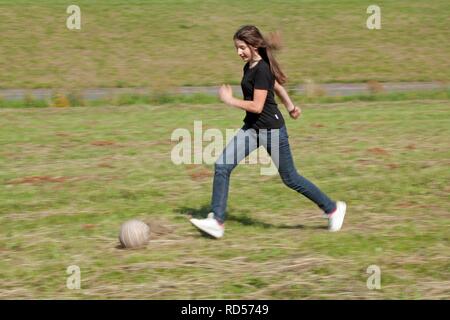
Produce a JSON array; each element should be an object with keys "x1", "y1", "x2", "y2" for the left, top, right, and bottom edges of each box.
[
  {"x1": 1, "y1": 89, "x2": 450, "y2": 109},
  {"x1": 0, "y1": 0, "x2": 449, "y2": 299},
  {"x1": 0, "y1": 0, "x2": 449, "y2": 90},
  {"x1": 0, "y1": 100, "x2": 449, "y2": 299}
]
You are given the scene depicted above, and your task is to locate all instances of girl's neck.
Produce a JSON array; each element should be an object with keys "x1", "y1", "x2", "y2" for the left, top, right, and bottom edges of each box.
[{"x1": 249, "y1": 57, "x2": 262, "y2": 68}]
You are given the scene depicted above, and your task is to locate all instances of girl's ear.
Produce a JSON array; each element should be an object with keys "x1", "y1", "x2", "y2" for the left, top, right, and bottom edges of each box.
[{"x1": 250, "y1": 46, "x2": 260, "y2": 57}]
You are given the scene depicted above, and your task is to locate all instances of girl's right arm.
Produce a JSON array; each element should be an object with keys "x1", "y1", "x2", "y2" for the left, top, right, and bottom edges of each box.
[{"x1": 274, "y1": 80, "x2": 301, "y2": 119}]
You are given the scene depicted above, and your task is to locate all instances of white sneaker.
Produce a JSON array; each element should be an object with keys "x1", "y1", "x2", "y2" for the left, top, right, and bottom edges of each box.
[
  {"x1": 190, "y1": 212, "x2": 224, "y2": 238},
  {"x1": 327, "y1": 201, "x2": 347, "y2": 232}
]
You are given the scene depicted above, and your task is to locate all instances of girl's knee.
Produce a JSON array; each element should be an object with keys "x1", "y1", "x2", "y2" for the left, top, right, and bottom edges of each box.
[
  {"x1": 214, "y1": 163, "x2": 234, "y2": 174},
  {"x1": 280, "y1": 171, "x2": 299, "y2": 188}
]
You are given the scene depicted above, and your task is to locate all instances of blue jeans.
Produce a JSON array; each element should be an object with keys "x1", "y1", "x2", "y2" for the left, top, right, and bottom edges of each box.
[{"x1": 211, "y1": 124, "x2": 336, "y2": 223}]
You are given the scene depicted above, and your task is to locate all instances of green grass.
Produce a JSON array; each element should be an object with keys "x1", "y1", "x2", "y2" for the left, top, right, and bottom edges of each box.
[
  {"x1": 1, "y1": 89, "x2": 450, "y2": 109},
  {"x1": 0, "y1": 0, "x2": 449, "y2": 89},
  {"x1": 0, "y1": 99, "x2": 449, "y2": 299}
]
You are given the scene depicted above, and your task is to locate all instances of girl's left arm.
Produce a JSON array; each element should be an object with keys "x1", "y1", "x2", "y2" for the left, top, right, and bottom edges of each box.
[{"x1": 219, "y1": 84, "x2": 267, "y2": 114}]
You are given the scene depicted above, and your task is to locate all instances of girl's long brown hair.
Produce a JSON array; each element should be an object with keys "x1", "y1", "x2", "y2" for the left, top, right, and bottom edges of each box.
[{"x1": 233, "y1": 25, "x2": 287, "y2": 84}]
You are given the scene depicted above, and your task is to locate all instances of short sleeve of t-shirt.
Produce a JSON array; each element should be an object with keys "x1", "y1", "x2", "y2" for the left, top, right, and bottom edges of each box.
[{"x1": 254, "y1": 62, "x2": 273, "y2": 90}]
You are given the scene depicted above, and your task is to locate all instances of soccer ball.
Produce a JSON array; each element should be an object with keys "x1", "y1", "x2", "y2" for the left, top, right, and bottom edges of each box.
[{"x1": 119, "y1": 220, "x2": 150, "y2": 249}]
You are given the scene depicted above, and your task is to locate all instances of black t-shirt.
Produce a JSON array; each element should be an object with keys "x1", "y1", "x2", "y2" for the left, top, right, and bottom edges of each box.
[{"x1": 241, "y1": 59, "x2": 285, "y2": 129}]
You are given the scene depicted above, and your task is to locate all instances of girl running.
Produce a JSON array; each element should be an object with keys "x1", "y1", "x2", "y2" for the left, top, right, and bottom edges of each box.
[{"x1": 190, "y1": 25, "x2": 346, "y2": 238}]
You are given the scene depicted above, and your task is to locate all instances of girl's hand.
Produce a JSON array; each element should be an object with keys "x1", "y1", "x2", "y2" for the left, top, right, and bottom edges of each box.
[
  {"x1": 289, "y1": 106, "x2": 302, "y2": 119},
  {"x1": 219, "y1": 84, "x2": 233, "y2": 105}
]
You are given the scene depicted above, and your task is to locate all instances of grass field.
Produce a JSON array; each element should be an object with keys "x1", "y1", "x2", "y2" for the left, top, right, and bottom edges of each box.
[
  {"x1": 0, "y1": 0, "x2": 449, "y2": 89},
  {"x1": 0, "y1": 99, "x2": 449, "y2": 299},
  {"x1": 1, "y1": 89, "x2": 450, "y2": 109}
]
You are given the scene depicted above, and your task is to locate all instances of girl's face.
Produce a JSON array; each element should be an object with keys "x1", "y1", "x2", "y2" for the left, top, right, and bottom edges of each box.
[{"x1": 234, "y1": 39, "x2": 259, "y2": 62}]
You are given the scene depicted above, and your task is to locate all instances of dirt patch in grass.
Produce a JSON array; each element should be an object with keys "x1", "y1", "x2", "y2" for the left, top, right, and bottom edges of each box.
[
  {"x1": 97, "y1": 162, "x2": 115, "y2": 168},
  {"x1": 394, "y1": 201, "x2": 440, "y2": 209},
  {"x1": 145, "y1": 220, "x2": 176, "y2": 239},
  {"x1": 185, "y1": 165, "x2": 212, "y2": 182},
  {"x1": 356, "y1": 159, "x2": 377, "y2": 165},
  {"x1": 4, "y1": 174, "x2": 107, "y2": 186},
  {"x1": 189, "y1": 170, "x2": 212, "y2": 181},
  {"x1": 367, "y1": 147, "x2": 390, "y2": 156},
  {"x1": 55, "y1": 132, "x2": 71, "y2": 137},
  {"x1": 386, "y1": 163, "x2": 401, "y2": 170},
  {"x1": 90, "y1": 140, "x2": 117, "y2": 147},
  {"x1": 6, "y1": 176, "x2": 69, "y2": 185}
]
